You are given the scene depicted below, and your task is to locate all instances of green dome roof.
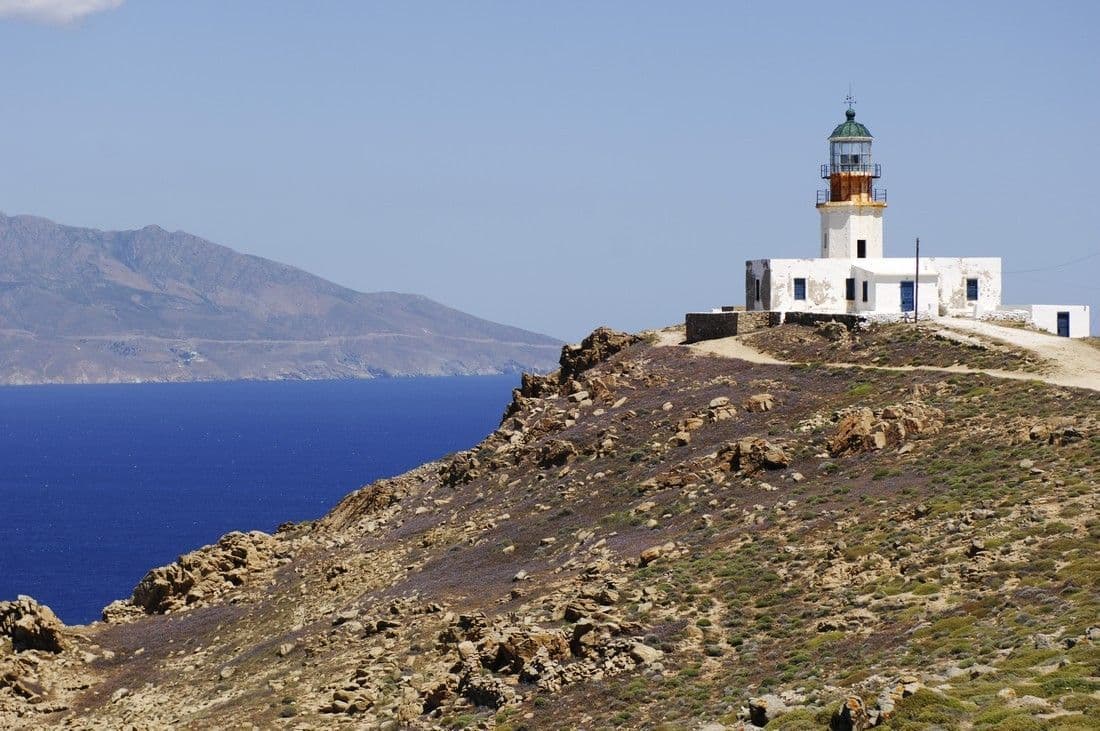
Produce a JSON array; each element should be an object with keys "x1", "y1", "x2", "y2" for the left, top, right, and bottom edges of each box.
[{"x1": 830, "y1": 108, "x2": 872, "y2": 139}]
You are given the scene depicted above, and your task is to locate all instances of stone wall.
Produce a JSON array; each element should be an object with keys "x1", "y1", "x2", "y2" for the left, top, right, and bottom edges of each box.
[
  {"x1": 782, "y1": 312, "x2": 866, "y2": 331},
  {"x1": 684, "y1": 311, "x2": 779, "y2": 343},
  {"x1": 980, "y1": 309, "x2": 1029, "y2": 324},
  {"x1": 685, "y1": 312, "x2": 738, "y2": 343},
  {"x1": 685, "y1": 311, "x2": 865, "y2": 343}
]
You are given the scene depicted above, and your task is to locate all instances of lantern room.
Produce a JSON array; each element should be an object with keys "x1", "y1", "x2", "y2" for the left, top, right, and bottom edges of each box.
[
  {"x1": 818, "y1": 107, "x2": 885, "y2": 204},
  {"x1": 829, "y1": 110, "x2": 873, "y2": 170}
]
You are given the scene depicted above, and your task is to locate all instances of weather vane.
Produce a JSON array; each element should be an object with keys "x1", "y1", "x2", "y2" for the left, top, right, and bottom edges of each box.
[{"x1": 845, "y1": 83, "x2": 856, "y2": 111}]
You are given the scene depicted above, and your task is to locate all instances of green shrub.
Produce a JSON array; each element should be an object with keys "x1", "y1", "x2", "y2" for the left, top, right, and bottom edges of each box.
[
  {"x1": 769, "y1": 708, "x2": 830, "y2": 729},
  {"x1": 887, "y1": 688, "x2": 968, "y2": 725}
]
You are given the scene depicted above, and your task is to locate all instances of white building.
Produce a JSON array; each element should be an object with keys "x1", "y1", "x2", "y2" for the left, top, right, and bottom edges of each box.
[{"x1": 745, "y1": 105, "x2": 1090, "y2": 337}]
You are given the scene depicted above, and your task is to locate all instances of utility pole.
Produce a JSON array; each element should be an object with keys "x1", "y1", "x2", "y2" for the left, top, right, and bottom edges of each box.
[{"x1": 914, "y1": 237, "x2": 920, "y2": 324}]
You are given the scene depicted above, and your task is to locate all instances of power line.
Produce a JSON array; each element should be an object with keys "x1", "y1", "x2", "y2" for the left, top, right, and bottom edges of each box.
[
  {"x1": 1004, "y1": 250, "x2": 1100, "y2": 274},
  {"x1": 1011, "y1": 277, "x2": 1100, "y2": 293}
]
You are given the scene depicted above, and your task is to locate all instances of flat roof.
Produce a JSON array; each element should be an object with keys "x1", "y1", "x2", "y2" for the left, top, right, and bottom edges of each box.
[{"x1": 853, "y1": 259, "x2": 939, "y2": 277}]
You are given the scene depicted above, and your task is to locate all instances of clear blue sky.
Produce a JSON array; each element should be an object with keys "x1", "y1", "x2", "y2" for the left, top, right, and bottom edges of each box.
[{"x1": 0, "y1": 1, "x2": 1097, "y2": 339}]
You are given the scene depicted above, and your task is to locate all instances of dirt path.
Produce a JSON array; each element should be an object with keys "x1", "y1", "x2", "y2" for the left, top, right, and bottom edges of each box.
[
  {"x1": 653, "y1": 323, "x2": 1100, "y2": 393},
  {"x1": 936, "y1": 318, "x2": 1100, "y2": 391}
]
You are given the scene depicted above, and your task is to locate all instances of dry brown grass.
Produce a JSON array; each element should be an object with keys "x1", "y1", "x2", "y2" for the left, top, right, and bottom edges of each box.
[{"x1": 745, "y1": 322, "x2": 1048, "y2": 372}]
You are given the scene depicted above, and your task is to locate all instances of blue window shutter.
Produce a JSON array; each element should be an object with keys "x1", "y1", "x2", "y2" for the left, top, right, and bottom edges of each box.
[
  {"x1": 966, "y1": 278, "x2": 979, "y2": 301},
  {"x1": 794, "y1": 278, "x2": 807, "y2": 300},
  {"x1": 845, "y1": 278, "x2": 855, "y2": 301}
]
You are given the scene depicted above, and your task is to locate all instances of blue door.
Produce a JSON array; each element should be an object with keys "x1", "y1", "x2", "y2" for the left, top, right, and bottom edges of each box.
[
  {"x1": 900, "y1": 281, "x2": 914, "y2": 312},
  {"x1": 1057, "y1": 311, "x2": 1070, "y2": 337}
]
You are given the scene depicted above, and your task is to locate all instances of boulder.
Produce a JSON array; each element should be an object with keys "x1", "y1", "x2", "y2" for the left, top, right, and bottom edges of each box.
[
  {"x1": 1032, "y1": 632, "x2": 1060, "y2": 649},
  {"x1": 1028, "y1": 417, "x2": 1083, "y2": 446},
  {"x1": 875, "y1": 675, "x2": 922, "y2": 721},
  {"x1": 459, "y1": 672, "x2": 518, "y2": 709},
  {"x1": 0, "y1": 657, "x2": 48, "y2": 700},
  {"x1": 585, "y1": 376, "x2": 619, "y2": 402},
  {"x1": 966, "y1": 539, "x2": 986, "y2": 558},
  {"x1": 668, "y1": 431, "x2": 692, "y2": 447},
  {"x1": 639, "y1": 542, "x2": 676, "y2": 567},
  {"x1": 569, "y1": 619, "x2": 613, "y2": 659},
  {"x1": 743, "y1": 393, "x2": 775, "y2": 413},
  {"x1": 830, "y1": 695, "x2": 873, "y2": 731},
  {"x1": 440, "y1": 451, "x2": 481, "y2": 487},
  {"x1": 719, "y1": 438, "x2": 790, "y2": 474},
  {"x1": 457, "y1": 640, "x2": 479, "y2": 664},
  {"x1": 628, "y1": 642, "x2": 663, "y2": 666},
  {"x1": 537, "y1": 439, "x2": 578, "y2": 468},
  {"x1": 495, "y1": 629, "x2": 570, "y2": 674},
  {"x1": 828, "y1": 408, "x2": 876, "y2": 456},
  {"x1": 518, "y1": 372, "x2": 558, "y2": 399},
  {"x1": 710, "y1": 403, "x2": 738, "y2": 421},
  {"x1": 748, "y1": 693, "x2": 789, "y2": 726},
  {"x1": 679, "y1": 416, "x2": 706, "y2": 432},
  {"x1": 817, "y1": 321, "x2": 849, "y2": 341},
  {"x1": 828, "y1": 402, "x2": 944, "y2": 457}
]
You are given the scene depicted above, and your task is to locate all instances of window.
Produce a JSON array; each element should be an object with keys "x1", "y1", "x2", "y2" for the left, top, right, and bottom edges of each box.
[
  {"x1": 966, "y1": 278, "x2": 979, "y2": 301},
  {"x1": 831, "y1": 141, "x2": 872, "y2": 170},
  {"x1": 845, "y1": 278, "x2": 856, "y2": 301},
  {"x1": 862, "y1": 281, "x2": 869, "y2": 302},
  {"x1": 793, "y1": 278, "x2": 807, "y2": 301},
  {"x1": 822, "y1": 232, "x2": 828, "y2": 255},
  {"x1": 857, "y1": 239, "x2": 867, "y2": 258},
  {"x1": 755, "y1": 278, "x2": 761, "y2": 302}
]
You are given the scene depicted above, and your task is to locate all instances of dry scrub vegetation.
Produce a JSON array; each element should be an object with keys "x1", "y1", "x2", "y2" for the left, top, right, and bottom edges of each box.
[
  {"x1": 744, "y1": 322, "x2": 1049, "y2": 373},
  {"x1": 2, "y1": 328, "x2": 1098, "y2": 730}
]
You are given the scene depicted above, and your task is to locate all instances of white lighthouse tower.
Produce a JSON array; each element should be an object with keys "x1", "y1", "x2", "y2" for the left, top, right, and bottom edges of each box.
[{"x1": 817, "y1": 99, "x2": 886, "y2": 259}]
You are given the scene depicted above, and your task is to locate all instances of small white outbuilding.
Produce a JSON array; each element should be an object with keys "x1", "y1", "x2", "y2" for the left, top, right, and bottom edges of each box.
[{"x1": 744, "y1": 104, "x2": 1090, "y2": 337}]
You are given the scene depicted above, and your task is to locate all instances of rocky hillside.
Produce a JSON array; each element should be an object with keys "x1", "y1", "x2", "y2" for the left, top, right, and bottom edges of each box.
[
  {"x1": 2, "y1": 326, "x2": 1099, "y2": 730},
  {"x1": 0, "y1": 213, "x2": 559, "y2": 382}
]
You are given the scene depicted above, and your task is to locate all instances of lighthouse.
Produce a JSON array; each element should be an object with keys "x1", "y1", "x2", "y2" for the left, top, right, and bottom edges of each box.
[
  {"x1": 817, "y1": 102, "x2": 886, "y2": 259},
  {"x1": 689, "y1": 99, "x2": 1094, "y2": 340}
]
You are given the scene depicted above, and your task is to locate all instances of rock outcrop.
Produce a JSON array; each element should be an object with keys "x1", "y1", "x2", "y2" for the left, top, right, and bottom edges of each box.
[
  {"x1": 828, "y1": 401, "x2": 944, "y2": 456},
  {"x1": 108, "y1": 531, "x2": 280, "y2": 617},
  {"x1": 558, "y1": 327, "x2": 642, "y2": 382},
  {"x1": 1026, "y1": 416, "x2": 1085, "y2": 446},
  {"x1": 0, "y1": 596, "x2": 66, "y2": 653},
  {"x1": 719, "y1": 438, "x2": 791, "y2": 474}
]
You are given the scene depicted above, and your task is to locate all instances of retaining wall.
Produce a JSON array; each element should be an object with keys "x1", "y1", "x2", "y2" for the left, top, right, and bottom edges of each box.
[
  {"x1": 684, "y1": 311, "x2": 779, "y2": 343},
  {"x1": 684, "y1": 310, "x2": 865, "y2": 343},
  {"x1": 781, "y1": 312, "x2": 866, "y2": 331}
]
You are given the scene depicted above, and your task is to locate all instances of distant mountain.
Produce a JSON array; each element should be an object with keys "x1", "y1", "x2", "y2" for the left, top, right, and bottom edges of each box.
[{"x1": 0, "y1": 213, "x2": 560, "y2": 384}]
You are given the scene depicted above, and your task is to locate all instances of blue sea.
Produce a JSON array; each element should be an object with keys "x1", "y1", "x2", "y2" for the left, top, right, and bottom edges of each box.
[{"x1": 0, "y1": 376, "x2": 517, "y2": 625}]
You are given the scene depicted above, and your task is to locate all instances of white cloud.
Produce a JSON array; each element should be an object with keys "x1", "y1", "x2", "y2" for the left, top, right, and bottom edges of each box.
[{"x1": 0, "y1": 0, "x2": 125, "y2": 24}]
